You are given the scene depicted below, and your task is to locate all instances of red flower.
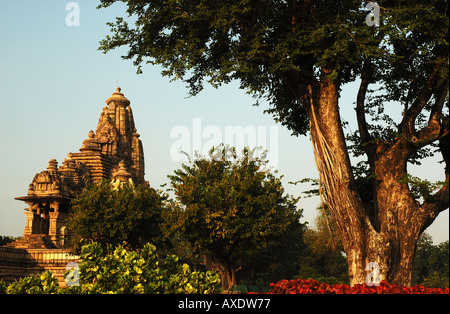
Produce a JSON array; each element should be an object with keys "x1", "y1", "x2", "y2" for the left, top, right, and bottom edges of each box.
[{"x1": 262, "y1": 279, "x2": 449, "y2": 294}]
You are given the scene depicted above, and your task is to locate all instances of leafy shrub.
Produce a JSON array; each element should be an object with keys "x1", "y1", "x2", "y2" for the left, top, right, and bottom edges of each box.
[
  {"x1": 6, "y1": 271, "x2": 60, "y2": 294},
  {"x1": 265, "y1": 279, "x2": 449, "y2": 294},
  {"x1": 0, "y1": 280, "x2": 7, "y2": 294},
  {"x1": 3, "y1": 242, "x2": 221, "y2": 294},
  {"x1": 69, "y1": 242, "x2": 221, "y2": 294}
]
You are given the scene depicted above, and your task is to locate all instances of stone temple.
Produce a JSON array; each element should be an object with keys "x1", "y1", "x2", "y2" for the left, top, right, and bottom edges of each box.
[{"x1": 9, "y1": 87, "x2": 147, "y2": 249}]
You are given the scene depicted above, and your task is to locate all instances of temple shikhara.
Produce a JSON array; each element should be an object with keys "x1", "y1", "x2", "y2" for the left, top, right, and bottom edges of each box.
[
  {"x1": 0, "y1": 88, "x2": 147, "y2": 283},
  {"x1": 12, "y1": 87, "x2": 146, "y2": 248}
]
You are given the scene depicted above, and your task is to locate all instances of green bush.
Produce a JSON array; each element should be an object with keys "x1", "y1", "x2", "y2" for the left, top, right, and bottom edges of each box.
[
  {"x1": 3, "y1": 242, "x2": 221, "y2": 294},
  {"x1": 70, "y1": 242, "x2": 221, "y2": 294},
  {"x1": 6, "y1": 271, "x2": 60, "y2": 294},
  {"x1": 0, "y1": 280, "x2": 7, "y2": 294}
]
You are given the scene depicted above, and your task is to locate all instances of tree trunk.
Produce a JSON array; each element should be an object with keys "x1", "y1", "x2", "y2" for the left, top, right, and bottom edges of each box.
[
  {"x1": 306, "y1": 78, "x2": 439, "y2": 287},
  {"x1": 308, "y1": 79, "x2": 369, "y2": 286},
  {"x1": 370, "y1": 139, "x2": 425, "y2": 286},
  {"x1": 217, "y1": 261, "x2": 236, "y2": 291}
]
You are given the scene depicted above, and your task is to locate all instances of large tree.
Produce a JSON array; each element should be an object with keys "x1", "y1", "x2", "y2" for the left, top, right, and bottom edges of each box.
[{"x1": 97, "y1": 0, "x2": 449, "y2": 286}]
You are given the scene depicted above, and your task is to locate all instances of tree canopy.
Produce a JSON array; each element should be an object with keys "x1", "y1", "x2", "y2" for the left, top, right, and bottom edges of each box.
[
  {"x1": 168, "y1": 146, "x2": 304, "y2": 290},
  {"x1": 97, "y1": 0, "x2": 449, "y2": 286},
  {"x1": 98, "y1": 0, "x2": 448, "y2": 135},
  {"x1": 413, "y1": 234, "x2": 449, "y2": 288},
  {"x1": 67, "y1": 181, "x2": 168, "y2": 252}
]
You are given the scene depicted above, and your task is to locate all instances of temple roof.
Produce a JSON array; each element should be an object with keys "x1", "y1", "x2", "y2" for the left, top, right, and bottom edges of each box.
[
  {"x1": 15, "y1": 195, "x2": 71, "y2": 202},
  {"x1": 15, "y1": 86, "x2": 147, "y2": 205},
  {"x1": 105, "y1": 87, "x2": 130, "y2": 108}
]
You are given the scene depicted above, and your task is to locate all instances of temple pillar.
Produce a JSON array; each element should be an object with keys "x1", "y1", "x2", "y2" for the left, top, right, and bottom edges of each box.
[
  {"x1": 24, "y1": 211, "x2": 34, "y2": 236},
  {"x1": 49, "y1": 212, "x2": 69, "y2": 243}
]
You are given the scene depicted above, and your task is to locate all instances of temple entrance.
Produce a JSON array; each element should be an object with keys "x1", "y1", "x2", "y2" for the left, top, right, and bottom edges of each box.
[
  {"x1": 31, "y1": 213, "x2": 49, "y2": 235},
  {"x1": 24, "y1": 201, "x2": 51, "y2": 235}
]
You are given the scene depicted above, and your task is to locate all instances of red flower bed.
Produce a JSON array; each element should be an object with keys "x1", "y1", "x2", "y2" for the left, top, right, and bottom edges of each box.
[{"x1": 264, "y1": 279, "x2": 449, "y2": 294}]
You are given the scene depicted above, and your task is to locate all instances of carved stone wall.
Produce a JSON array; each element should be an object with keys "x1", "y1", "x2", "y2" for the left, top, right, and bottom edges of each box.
[{"x1": 0, "y1": 246, "x2": 79, "y2": 286}]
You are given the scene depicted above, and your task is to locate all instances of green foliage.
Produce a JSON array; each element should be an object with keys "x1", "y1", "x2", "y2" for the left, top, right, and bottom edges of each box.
[
  {"x1": 412, "y1": 234, "x2": 449, "y2": 288},
  {"x1": 0, "y1": 235, "x2": 19, "y2": 246},
  {"x1": 238, "y1": 212, "x2": 306, "y2": 286},
  {"x1": 399, "y1": 175, "x2": 447, "y2": 202},
  {"x1": 6, "y1": 271, "x2": 60, "y2": 294},
  {"x1": 68, "y1": 242, "x2": 221, "y2": 294},
  {"x1": 97, "y1": 0, "x2": 448, "y2": 137},
  {"x1": 0, "y1": 280, "x2": 7, "y2": 294},
  {"x1": 168, "y1": 145, "x2": 305, "y2": 287},
  {"x1": 67, "y1": 181, "x2": 168, "y2": 252},
  {"x1": 296, "y1": 205, "x2": 349, "y2": 284},
  {"x1": 288, "y1": 178, "x2": 320, "y2": 199},
  {"x1": 97, "y1": 2, "x2": 449, "y2": 287},
  {"x1": 422, "y1": 271, "x2": 449, "y2": 289},
  {"x1": 3, "y1": 242, "x2": 221, "y2": 294}
]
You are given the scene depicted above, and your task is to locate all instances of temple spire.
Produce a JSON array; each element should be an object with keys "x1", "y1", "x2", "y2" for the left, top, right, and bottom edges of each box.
[
  {"x1": 106, "y1": 86, "x2": 130, "y2": 108},
  {"x1": 13, "y1": 86, "x2": 148, "y2": 251}
]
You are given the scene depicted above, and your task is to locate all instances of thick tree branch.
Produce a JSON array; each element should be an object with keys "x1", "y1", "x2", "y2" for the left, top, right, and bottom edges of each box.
[
  {"x1": 429, "y1": 80, "x2": 448, "y2": 122},
  {"x1": 415, "y1": 82, "x2": 449, "y2": 148},
  {"x1": 356, "y1": 59, "x2": 372, "y2": 147},
  {"x1": 421, "y1": 133, "x2": 449, "y2": 230},
  {"x1": 399, "y1": 73, "x2": 437, "y2": 141}
]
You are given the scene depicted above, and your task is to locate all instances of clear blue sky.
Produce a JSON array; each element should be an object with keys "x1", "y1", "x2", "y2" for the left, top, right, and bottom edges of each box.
[{"x1": 0, "y1": 1, "x2": 448, "y2": 244}]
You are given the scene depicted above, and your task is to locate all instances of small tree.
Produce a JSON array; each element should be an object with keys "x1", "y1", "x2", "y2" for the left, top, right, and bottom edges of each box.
[
  {"x1": 0, "y1": 235, "x2": 19, "y2": 246},
  {"x1": 67, "y1": 181, "x2": 167, "y2": 252},
  {"x1": 412, "y1": 234, "x2": 449, "y2": 288},
  {"x1": 297, "y1": 205, "x2": 349, "y2": 284},
  {"x1": 168, "y1": 146, "x2": 303, "y2": 290}
]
